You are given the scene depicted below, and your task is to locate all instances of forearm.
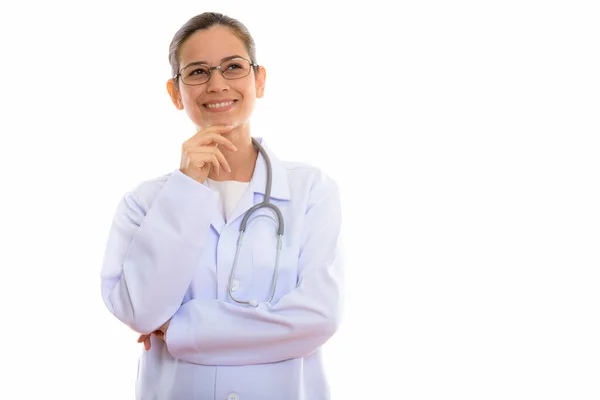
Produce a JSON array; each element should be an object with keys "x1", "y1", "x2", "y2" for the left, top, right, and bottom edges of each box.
[
  {"x1": 166, "y1": 244, "x2": 343, "y2": 365},
  {"x1": 165, "y1": 173, "x2": 344, "y2": 365}
]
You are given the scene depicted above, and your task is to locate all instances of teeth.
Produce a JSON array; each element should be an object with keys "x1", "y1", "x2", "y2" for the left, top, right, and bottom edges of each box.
[{"x1": 206, "y1": 101, "x2": 234, "y2": 109}]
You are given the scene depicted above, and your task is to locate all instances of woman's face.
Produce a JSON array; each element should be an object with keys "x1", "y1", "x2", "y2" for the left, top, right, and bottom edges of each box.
[{"x1": 168, "y1": 25, "x2": 265, "y2": 130}]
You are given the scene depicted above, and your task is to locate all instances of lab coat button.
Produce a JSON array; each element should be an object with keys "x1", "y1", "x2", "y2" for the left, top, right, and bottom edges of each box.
[
  {"x1": 227, "y1": 394, "x2": 239, "y2": 400},
  {"x1": 231, "y1": 279, "x2": 240, "y2": 291}
]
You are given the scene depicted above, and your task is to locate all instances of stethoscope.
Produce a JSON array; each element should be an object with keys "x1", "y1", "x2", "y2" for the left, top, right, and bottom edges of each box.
[{"x1": 228, "y1": 137, "x2": 284, "y2": 307}]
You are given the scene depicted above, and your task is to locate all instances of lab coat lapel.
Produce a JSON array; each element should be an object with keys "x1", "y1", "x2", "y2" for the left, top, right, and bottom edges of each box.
[
  {"x1": 210, "y1": 208, "x2": 225, "y2": 235},
  {"x1": 207, "y1": 189, "x2": 225, "y2": 234},
  {"x1": 226, "y1": 183, "x2": 255, "y2": 228}
]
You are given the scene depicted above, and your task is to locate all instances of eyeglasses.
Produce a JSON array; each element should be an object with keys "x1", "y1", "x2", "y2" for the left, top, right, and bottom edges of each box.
[{"x1": 174, "y1": 57, "x2": 258, "y2": 86}]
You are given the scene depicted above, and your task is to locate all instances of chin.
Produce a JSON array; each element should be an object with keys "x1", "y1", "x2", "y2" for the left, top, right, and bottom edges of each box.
[{"x1": 193, "y1": 112, "x2": 250, "y2": 130}]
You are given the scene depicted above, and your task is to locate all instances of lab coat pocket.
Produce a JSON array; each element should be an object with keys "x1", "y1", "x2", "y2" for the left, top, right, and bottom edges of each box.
[{"x1": 250, "y1": 215, "x2": 299, "y2": 304}]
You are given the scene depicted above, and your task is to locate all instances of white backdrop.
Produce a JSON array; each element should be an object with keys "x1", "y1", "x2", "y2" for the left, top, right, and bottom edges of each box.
[{"x1": 1, "y1": 1, "x2": 599, "y2": 399}]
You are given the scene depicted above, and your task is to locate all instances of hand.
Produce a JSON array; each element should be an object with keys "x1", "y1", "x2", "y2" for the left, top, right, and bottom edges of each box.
[
  {"x1": 180, "y1": 125, "x2": 238, "y2": 184},
  {"x1": 137, "y1": 319, "x2": 171, "y2": 351},
  {"x1": 137, "y1": 333, "x2": 152, "y2": 351}
]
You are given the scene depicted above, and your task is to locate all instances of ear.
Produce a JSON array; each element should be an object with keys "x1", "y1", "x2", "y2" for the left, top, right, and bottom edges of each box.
[
  {"x1": 255, "y1": 66, "x2": 266, "y2": 99},
  {"x1": 166, "y1": 79, "x2": 184, "y2": 110}
]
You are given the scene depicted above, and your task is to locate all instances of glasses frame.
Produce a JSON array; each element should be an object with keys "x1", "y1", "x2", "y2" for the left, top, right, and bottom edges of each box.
[{"x1": 174, "y1": 57, "x2": 259, "y2": 86}]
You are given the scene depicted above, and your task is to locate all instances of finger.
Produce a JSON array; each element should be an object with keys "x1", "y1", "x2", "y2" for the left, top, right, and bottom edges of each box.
[
  {"x1": 186, "y1": 125, "x2": 233, "y2": 146},
  {"x1": 198, "y1": 134, "x2": 237, "y2": 152},
  {"x1": 189, "y1": 147, "x2": 231, "y2": 173},
  {"x1": 215, "y1": 149, "x2": 231, "y2": 173},
  {"x1": 188, "y1": 148, "x2": 230, "y2": 174},
  {"x1": 183, "y1": 134, "x2": 237, "y2": 155},
  {"x1": 210, "y1": 153, "x2": 220, "y2": 176},
  {"x1": 137, "y1": 334, "x2": 149, "y2": 343},
  {"x1": 190, "y1": 152, "x2": 218, "y2": 175},
  {"x1": 144, "y1": 336, "x2": 151, "y2": 351},
  {"x1": 189, "y1": 131, "x2": 238, "y2": 152}
]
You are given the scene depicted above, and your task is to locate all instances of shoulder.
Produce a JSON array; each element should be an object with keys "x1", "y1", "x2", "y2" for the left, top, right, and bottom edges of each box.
[
  {"x1": 283, "y1": 160, "x2": 338, "y2": 187},
  {"x1": 121, "y1": 170, "x2": 177, "y2": 212},
  {"x1": 281, "y1": 160, "x2": 340, "y2": 205}
]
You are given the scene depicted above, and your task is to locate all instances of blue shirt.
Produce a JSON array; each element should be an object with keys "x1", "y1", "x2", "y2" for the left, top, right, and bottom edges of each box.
[{"x1": 101, "y1": 138, "x2": 344, "y2": 399}]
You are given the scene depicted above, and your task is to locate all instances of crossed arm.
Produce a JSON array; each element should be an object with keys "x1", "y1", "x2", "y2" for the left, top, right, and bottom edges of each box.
[{"x1": 101, "y1": 170, "x2": 343, "y2": 365}]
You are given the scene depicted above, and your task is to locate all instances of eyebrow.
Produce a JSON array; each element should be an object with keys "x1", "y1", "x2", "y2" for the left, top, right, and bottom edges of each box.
[{"x1": 182, "y1": 55, "x2": 246, "y2": 69}]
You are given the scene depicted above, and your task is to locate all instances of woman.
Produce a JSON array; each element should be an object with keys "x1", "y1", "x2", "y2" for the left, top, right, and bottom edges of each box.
[{"x1": 101, "y1": 12, "x2": 343, "y2": 400}]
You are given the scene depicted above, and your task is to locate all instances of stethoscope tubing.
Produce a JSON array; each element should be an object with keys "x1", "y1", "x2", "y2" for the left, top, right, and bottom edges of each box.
[{"x1": 228, "y1": 138, "x2": 285, "y2": 306}]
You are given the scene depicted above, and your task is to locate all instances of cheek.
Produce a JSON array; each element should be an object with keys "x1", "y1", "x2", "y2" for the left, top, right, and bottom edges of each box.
[
  {"x1": 240, "y1": 85, "x2": 258, "y2": 107},
  {"x1": 181, "y1": 90, "x2": 198, "y2": 108},
  {"x1": 182, "y1": 91, "x2": 204, "y2": 116}
]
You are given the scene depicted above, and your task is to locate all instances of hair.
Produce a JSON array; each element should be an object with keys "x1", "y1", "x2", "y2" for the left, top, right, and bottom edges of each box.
[{"x1": 168, "y1": 12, "x2": 258, "y2": 86}]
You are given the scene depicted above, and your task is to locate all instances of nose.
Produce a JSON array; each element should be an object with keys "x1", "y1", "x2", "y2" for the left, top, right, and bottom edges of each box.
[{"x1": 205, "y1": 70, "x2": 230, "y2": 93}]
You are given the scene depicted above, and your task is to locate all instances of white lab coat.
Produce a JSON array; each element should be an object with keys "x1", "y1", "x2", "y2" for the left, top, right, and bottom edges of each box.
[{"x1": 100, "y1": 138, "x2": 343, "y2": 400}]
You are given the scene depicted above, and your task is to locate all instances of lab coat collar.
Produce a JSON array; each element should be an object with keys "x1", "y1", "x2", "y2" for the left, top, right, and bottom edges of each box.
[
  {"x1": 205, "y1": 137, "x2": 290, "y2": 234},
  {"x1": 250, "y1": 137, "x2": 290, "y2": 201}
]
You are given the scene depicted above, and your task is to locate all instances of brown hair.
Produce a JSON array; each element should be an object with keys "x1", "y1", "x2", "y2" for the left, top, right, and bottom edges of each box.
[{"x1": 168, "y1": 12, "x2": 258, "y2": 86}]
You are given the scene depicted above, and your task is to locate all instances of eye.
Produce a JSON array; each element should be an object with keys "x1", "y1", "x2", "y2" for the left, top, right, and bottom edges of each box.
[
  {"x1": 188, "y1": 67, "x2": 209, "y2": 76},
  {"x1": 225, "y1": 63, "x2": 243, "y2": 70},
  {"x1": 183, "y1": 65, "x2": 210, "y2": 77}
]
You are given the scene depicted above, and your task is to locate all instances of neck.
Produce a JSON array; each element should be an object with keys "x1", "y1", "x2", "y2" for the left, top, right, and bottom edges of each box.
[{"x1": 207, "y1": 123, "x2": 258, "y2": 182}]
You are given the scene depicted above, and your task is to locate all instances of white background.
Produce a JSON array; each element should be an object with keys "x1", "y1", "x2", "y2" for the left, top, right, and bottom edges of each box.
[{"x1": 1, "y1": 1, "x2": 599, "y2": 399}]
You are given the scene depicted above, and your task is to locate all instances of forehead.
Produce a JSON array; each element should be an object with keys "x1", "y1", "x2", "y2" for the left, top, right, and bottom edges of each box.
[{"x1": 179, "y1": 25, "x2": 248, "y2": 66}]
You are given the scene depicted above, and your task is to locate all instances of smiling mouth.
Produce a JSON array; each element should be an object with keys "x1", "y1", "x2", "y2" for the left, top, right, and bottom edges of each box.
[{"x1": 204, "y1": 100, "x2": 237, "y2": 109}]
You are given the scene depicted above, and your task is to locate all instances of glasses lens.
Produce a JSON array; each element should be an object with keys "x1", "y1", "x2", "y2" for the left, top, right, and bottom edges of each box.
[
  {"x1": 181, "y1": 64, "x2": 210, "y2": 85},
  {"x1": 221, "y1": 59, "x2": 251, "y2": 79}
]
